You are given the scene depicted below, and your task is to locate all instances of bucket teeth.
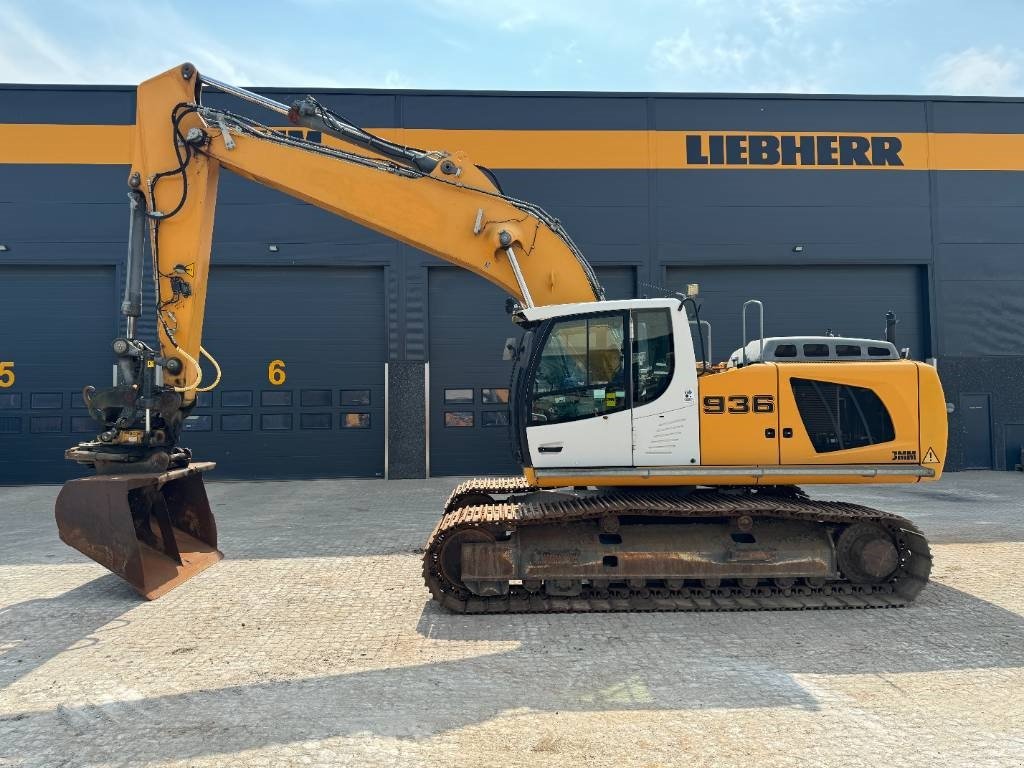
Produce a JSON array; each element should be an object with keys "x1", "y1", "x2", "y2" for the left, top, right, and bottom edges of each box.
[{"x1": 54, "y1": 462, "x2": 221, "y2": 600}]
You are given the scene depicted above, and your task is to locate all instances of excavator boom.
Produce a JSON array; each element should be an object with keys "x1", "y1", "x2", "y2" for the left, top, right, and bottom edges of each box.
[{"x1": 56, "y1": 63, "x2": 605, "y2": 599}]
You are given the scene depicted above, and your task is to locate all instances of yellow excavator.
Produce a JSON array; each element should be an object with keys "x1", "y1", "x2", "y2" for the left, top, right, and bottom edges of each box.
[{"x1": 55, "y1": 64, "x2": 946, "y2": 611}]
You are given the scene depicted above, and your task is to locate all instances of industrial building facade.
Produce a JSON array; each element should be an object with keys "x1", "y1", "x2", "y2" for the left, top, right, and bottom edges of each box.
[{"x1": 1, "y1": 83, "x2": 1023, "y2": 483}]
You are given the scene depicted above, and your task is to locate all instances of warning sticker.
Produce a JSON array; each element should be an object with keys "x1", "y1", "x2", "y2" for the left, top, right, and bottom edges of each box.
[{"x1": 922, "y1": 447, "x2": 940, "y2": 463}]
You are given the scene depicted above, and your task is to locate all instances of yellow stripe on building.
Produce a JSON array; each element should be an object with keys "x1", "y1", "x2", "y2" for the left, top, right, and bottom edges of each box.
[
  {"x1": 3, "y1": 124, "x2": 1024, "y2": 171},
  {"x1": 0, "y1": 124, "x2": 133, "y2": 165}
]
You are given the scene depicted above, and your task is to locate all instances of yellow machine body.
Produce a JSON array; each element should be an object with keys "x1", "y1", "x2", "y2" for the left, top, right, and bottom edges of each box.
[{"x1": 525, "y1": 361, "x2": 946, "y2": 488}]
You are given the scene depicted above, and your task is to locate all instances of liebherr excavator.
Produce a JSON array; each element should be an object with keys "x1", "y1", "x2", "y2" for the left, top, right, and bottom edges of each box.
[{"x1": 55, "y1": 64, "x2": 946, "y2": 611}]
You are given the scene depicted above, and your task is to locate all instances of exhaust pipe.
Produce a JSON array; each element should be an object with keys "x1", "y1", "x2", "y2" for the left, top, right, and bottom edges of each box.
[{"x1": 885, "y1": 310, "x2": 897, "y2": 345}]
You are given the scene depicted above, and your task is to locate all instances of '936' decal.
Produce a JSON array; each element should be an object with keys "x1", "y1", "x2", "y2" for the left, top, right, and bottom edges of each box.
[{"x1": 703, "y1": 394, "x2": 775, "y2": 414}]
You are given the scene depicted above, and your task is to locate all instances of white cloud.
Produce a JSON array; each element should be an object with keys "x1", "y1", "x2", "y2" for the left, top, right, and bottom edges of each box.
[
  {"x1": 498, "y1": 9, "x2": 540, "y2": 31},
  {"x1": 650, "y1": 30, "x2": 755, "y2": 78},
  {"x1": 647, "y1": 1, "x2": 853, "y2": 94},
  {"x1": 757, "y1": 0, "x2": 851, "y2": 34},
  {"x1": 928, "y1": 46, "x2": 1024, "y2": 95},
  {"x1": 0, "y1": 5, "x2": 85, "y2": 81},
  {"x1": 417, "y1": 0, "x2": 620, "y2": 37}
]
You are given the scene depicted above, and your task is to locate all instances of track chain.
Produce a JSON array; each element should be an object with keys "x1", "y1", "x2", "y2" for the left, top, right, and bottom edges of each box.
[
  {"x1": 424, "y1": 480, "x2": 932, "y2": 614},
  {"x1": 443, "y1": 476, "x2": 535, "y2": 514}
]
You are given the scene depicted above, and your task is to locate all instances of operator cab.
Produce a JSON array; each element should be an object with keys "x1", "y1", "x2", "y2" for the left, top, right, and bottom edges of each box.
[{"x1": 509, "y1": 299, "x2": 699, "y2": 470}]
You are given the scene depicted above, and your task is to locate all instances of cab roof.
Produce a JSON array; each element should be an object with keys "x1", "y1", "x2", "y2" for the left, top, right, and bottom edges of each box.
[{"x1": 517, "y1": 297, "x2": 681, "y2": 324}]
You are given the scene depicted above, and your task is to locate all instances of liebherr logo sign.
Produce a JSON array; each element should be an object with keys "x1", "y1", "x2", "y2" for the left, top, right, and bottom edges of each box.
[{"x1": 684, "y1": 134, "x2": 904, "y2": 167}]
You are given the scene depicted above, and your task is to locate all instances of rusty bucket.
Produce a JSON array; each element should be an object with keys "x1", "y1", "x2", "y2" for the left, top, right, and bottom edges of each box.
[{"x1": 54, "y1": 462, "x2": 222, "y2": 599}]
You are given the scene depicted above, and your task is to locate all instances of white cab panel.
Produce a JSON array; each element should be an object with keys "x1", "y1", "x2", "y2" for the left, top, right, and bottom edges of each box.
[
  {"x1": 528, "y1": 409, "x2": 633, "y2": 467},
  {"x1": 522, "y1": 298, "x2": 701, "y2": 469},
  {"x1": 631, "y1": 304, "x2": 701, "y2": 466},
  {"x1": 632, "y1": 408, "x2": 700, "y2": 465}
]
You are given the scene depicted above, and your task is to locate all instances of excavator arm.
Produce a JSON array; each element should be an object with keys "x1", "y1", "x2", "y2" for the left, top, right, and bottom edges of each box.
[
  {"x1": 55, "y1": 63, "x2": 604, "y2": 599},
  {"x1": 135, "y1": 63, "x2": 601, "y2": 408}
]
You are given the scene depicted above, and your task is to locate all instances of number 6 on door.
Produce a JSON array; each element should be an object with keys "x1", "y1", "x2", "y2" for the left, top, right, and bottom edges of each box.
[{"x1": 267, "y1": 359, "x2": 286, "y2": 385}]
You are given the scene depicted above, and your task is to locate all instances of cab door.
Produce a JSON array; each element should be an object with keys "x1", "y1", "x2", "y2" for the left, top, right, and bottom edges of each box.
[{"x1": 526, "y1": 312, "x2": 633, "y2": 468}]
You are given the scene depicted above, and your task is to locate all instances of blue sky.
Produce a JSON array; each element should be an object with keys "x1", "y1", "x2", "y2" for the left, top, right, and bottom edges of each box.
[{"x1": 1, "y1": 0, "x2": 1023, "y2": 95}]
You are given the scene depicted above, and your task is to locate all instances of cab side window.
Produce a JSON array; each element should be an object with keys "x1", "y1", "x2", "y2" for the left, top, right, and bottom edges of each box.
[
  {"x1": 531, "y1": 314, "x2": 627, "y2": 425},
  {"x1": 632, "y1": 308, "x2": 674, "y2": 407}
]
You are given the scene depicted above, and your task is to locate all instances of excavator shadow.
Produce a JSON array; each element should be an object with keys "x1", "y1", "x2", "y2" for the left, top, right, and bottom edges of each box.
[
  {"x1": 1, "y1": 579, "x2": 1020, "y2": 764},
  {"x1": 0, "y1": 575, "x2": 137, "y2": 691},
  {"x1": 415, "y1": 579, "x2": 1024, "y2": 677}
]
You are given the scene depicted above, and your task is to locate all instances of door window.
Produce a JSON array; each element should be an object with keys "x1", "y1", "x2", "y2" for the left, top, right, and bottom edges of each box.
[
  {"x1": 632, "y1": 308, "x2": 674, "y2": 407},
  {"x1": 531, "y1": 314, "x2": 627, "y2": 425}
]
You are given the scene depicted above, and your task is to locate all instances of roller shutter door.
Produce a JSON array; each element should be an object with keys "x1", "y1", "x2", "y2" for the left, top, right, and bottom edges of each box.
[
  {"x1": 181, "y1": 266, "x2": 386, "y2": 479},
  {"x1": 428, "y1": 266, "x2": 636, "y2": 476},
  {"x1": 0, "y1": 266, "x2": 116, "y2": 484},
  {"x1": 666, "y1": 265, "x2": 928, "y2": 364}
]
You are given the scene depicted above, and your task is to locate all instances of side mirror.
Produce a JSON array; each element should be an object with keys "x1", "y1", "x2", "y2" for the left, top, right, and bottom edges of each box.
[{"x1": 502, "y1": 337, "x2": 517, "y2": 361}]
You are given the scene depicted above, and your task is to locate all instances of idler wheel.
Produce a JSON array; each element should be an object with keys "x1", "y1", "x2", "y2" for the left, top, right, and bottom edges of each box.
[
  {"x1": 438, "y1": 527, "x2": 495, "y2": 591},
  {"x1": 837, "y1": 523, "x2": 900, "y2": 583}
]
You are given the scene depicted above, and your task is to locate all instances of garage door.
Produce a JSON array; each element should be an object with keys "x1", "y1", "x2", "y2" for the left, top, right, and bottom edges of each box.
[
  {"x1": 666, "y1": 265, "x2": 928, "y2": 365},
  {"x1": 0, "y1": 266, "x2": 116, "y2": 484},
  {"x1": 181, "y1": 266, "x2": 386, "y2": 479},
  {"x1": 428, "y1": 266, "x2": 636, "y2": 477}
]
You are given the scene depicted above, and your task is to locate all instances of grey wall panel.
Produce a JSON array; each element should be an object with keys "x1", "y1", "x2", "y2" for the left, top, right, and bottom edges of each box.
[
  {"x1": 936, "y1": 206, "x2": 1024, "y2": 243},
  {"x1": 403, "y1": 252, "x2": 428, "y2": 360},
  {"x1": 6, "y1": 84, "x2": 1021, "y2": 135},
  {"x1": 930, "y1": 101, "x2": 1024, "y2": 133},
  {"x1": 653, "y1": 97, "x2": 927, "y2": 132},
  {"x1": 655, "y1": 169, "x2": 930, "y2": 207},
  {"x1": 0, "y1": 265, "x2": 116, "y2": 484},
  {"x1": 656, "y1": 241, "x2": 932, "y2": 266},
  {"x1": 655, "y1": 204, "x2": 931, "y2": 247},
  {"x1": 180, "y1": 266, "x2": 386, "y2": 478},
  {"x1": 0, "y1": 87, "x2": 134, "y2": 124},
  {"x1": 595, "y1": 267, "x2": 637, "y2": 300},
  {"x1": 493, "y1": 170, "x2": 650, "y2": 207},
  {"x1": 666, "y1": 265, "x2": 928, "y2": 362},
  {"x1": 401, "y1": 95, "x2": 648, "y2": 130},
  {"x1": 0, "y1": 165, "x2": 129, "y2": 203},
  {"x1": 935, "y1": 171, "x2": 1024, "y2": 206},
  {"x1": 935, "y1": 278, "x2": 1024, "y2": 357},
  {"x1": 536, "y1": 206, "x2": 649, "y2": 247},
  {"x1": 934, "y1": 244, "x2": 1024, "y2": 281},
  {"x1": 0, "y1": 202, "x2": 122, "y2": 242},
  {"x1": 579, "y1": 244, "x2": 648, "y2": 266}
]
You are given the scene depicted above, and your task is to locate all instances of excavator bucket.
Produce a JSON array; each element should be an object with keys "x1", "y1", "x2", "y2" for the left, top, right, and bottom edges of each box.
[{"x1": 54, "y1": 462, "x2": 222, "y2": 600}]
